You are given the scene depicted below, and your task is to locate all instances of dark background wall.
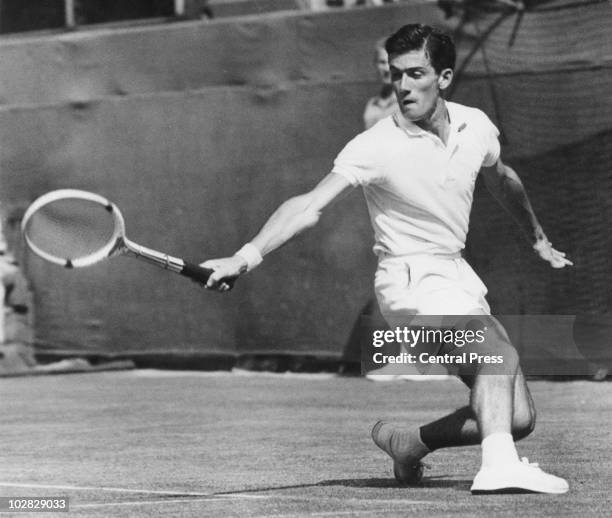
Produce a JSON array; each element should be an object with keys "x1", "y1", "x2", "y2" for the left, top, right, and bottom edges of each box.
[{"x1": 1, "y1": 2, "x2": 610, "y2": 358}]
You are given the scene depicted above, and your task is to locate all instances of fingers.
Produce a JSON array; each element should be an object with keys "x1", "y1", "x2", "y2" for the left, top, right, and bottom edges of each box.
[
  {"x1": 547, "y1": 248, "x2": 574, "y2": 268},
  {"x1": 554, "y1": 255, "x2": 573, "y2": 267},
  {"x1": 551, "y1": 257, "x2": 573, "y2": 268},
  {"x1": 201, "y1": 259, "x2": 220, "y2": 270},
  {"x1": 534, "y1": 240, "x2": 574, "y2": 269},
  {"x1": 200, "y1": 258, "x2": 240, "y2": 291},
  {"x1": 205, "y1": 269, "x2": 232, "y2": 290}
]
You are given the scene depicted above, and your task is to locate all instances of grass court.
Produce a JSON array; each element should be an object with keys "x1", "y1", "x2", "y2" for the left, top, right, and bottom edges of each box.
[{"x1": 1, "y1": 371, "x2": 610, "y2": 517}]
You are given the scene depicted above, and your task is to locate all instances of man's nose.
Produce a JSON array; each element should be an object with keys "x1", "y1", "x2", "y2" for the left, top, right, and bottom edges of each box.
[{"x1": 400, "y1": 73, "x2": 412, "y2": 91}]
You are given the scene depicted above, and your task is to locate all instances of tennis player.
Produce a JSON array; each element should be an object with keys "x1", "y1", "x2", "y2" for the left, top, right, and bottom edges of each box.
[
  {"x1": 362, "y1": 37, "x2": 451, "y2": 381},
  {"x1": 202, "y1": 24, "x2": 571, "y2": 494}
]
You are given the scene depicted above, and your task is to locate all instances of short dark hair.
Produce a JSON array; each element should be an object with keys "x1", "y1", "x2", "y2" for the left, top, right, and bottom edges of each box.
[{"x1": 385, "y1": 24, "x2": 456, "y2": 74}]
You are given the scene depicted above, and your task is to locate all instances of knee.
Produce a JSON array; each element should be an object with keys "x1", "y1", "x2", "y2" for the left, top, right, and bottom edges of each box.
[
  {"x1": 479, "y1": 317, "x2": 520, "y2": 369},
  {"x1": 512, "y1": 406, "x2": 536, "y2": 441},
  {"x1": 467, "y1": 318, "x2": 520, "y2": 371},
  {"x1": 472, "y1": 341, "x2": 519, "y2": 375},
  {"x1": 498, "y1": 341, "x2": 520, "y2": 370}
]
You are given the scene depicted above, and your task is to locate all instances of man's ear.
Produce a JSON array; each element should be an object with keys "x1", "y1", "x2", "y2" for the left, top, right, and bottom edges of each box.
[{"x1": 438, "y1": 68, "x2": 454, "y2": 91}]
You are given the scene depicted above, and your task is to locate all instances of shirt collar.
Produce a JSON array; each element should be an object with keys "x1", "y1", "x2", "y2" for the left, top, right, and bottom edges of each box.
[
  {"x1": 393, "y1": 101, "x2": 468, "y2": 137},
  {"x1": 447, "y1": 101, "x2": 468, "y2": 134}
]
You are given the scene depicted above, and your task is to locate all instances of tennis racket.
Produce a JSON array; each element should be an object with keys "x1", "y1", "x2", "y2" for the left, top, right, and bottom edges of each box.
[{"x1": 21, "y1": 189, "x2": 225, "y2": 286}]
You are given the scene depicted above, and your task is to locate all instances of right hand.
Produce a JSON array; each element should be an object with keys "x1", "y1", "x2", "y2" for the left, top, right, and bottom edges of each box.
[{"x1": 200, "y1": 255, "x2": 247, "y2": 292}]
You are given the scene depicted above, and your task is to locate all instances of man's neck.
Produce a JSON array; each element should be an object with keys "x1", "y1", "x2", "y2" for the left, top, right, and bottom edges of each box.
[{"x1": 399, "y1": 99, "x2": 450, "y2": 144}]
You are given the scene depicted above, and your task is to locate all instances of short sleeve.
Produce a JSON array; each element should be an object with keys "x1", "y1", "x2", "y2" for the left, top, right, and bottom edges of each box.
[
  {"x1": 331, "y1": 132, "x2": 385, "y2": 186},
  {"x1": 481, "y1": 114, "x2": 501, "y2": 167}
]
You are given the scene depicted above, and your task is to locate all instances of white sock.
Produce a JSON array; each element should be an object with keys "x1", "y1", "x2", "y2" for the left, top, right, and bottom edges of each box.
[{"x1": 480, "y1": 432, "x2": 520, "y2": 468}]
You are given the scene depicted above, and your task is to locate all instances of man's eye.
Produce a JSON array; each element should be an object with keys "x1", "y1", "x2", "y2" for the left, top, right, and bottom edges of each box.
[{"x1": 390, "y1": 70, "x2": 402, "y2": 81}]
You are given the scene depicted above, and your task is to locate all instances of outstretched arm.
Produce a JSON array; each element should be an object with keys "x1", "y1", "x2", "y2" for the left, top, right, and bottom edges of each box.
[
  {"x1": 201, "y1": 172, "x2": 354, "y2": 290},
  {"x1": 481, "y1": 157, "x2": 572, "y2": 269}
]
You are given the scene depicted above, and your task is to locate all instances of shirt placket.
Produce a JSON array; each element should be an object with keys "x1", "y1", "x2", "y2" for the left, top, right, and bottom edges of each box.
[{"x1": 442, "y1": 126, "x2": 462, "y2": 185}]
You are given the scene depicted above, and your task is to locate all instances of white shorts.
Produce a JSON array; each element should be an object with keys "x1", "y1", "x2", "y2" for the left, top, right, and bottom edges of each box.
[{"x1": 374, "y1": 253, "x2": 490, "y2": 328}]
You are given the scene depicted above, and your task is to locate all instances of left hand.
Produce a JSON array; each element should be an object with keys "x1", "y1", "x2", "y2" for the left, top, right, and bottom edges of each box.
[{"x1": 533, "y1": 238, "x2": 573, "y2": 269}]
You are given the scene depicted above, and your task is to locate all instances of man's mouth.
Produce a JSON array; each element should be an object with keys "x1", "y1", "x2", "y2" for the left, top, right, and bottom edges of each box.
[{"x1": 402, "y1": 99, "x2": 416, "y2": 106}]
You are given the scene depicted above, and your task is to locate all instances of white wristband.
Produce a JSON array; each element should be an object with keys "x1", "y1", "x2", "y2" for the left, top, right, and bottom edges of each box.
[{"x1": 234, "y1": 243, "x2": 263, "y2": 272}]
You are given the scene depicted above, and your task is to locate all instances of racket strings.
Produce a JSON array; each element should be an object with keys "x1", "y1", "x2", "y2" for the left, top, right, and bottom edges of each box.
[{"x1": 23, "y1": 198, "x2": 118, "y2": 262}]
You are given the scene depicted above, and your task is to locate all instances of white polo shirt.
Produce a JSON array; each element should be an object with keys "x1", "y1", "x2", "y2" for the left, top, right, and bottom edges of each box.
[{"x1": 332, "y1": 101, "x2": 500, "y2": 257}]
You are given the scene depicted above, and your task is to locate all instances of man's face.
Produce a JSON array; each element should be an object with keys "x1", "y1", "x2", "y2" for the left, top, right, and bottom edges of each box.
[
  {"x1": 375, "y1": 48, "x2": 391, "y2": 85},
  {"x1": 389, "y1": 47, "x2": 452, "y2": 122}
]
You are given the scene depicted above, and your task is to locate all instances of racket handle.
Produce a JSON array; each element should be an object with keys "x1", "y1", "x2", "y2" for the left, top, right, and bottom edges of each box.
[
  {"x1": 180, "y1": 261, "x2": 236, "y2": 289},
  {"x1": 180, "y1": 262, "x2": 214, "y2": 283}
]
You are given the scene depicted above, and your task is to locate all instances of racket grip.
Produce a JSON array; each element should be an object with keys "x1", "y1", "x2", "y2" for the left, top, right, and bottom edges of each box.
[
  {"x1": 180, "y1": 262, "x2": 214, "y2": 284},
  {"x1": 180, "y1": 261, "x2": 236, "y2": 289}
]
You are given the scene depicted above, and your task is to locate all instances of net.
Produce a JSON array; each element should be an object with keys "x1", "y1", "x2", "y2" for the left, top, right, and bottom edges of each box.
[{"x1": 23, "y1": 197, "x2": 118, "y2": 264}]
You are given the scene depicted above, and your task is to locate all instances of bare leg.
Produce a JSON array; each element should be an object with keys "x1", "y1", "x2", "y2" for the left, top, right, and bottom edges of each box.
[
  {"x1": 373, "y1": 315, "x2": 535, "y2": 457},
  {"x1": 372, "y1": 315, "x2": 568, "y2": 493}
]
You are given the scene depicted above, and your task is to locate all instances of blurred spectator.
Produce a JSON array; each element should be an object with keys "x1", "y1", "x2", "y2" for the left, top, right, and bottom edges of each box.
[
  {"x1": 0, "y1": 218, "x2": 32, "y2": 346},
  {"x1": 363, "y1": 38, "x2": 399, "y2": 129},
  {"x1": 298, "y1": 0, "x2": 397, "y2": 10}
]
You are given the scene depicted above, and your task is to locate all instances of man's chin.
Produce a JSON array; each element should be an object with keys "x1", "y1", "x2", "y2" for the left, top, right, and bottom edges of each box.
[{"x1": 399, "y1": 109, "x2": 424, "y2": 122}]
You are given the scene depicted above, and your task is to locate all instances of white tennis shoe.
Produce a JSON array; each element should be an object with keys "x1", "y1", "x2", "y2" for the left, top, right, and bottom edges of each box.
[{"x1": 471, "y1": 457, "x2": 569, "y2": 494}]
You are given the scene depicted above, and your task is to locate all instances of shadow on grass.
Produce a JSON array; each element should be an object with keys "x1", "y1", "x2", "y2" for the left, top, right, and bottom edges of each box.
[
  {"x1": 317, "y1": 477, "x2": 471, "y2": 490},
  {"x1": 214, "y1": 476, "x2": 472, "y2": 495}
]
